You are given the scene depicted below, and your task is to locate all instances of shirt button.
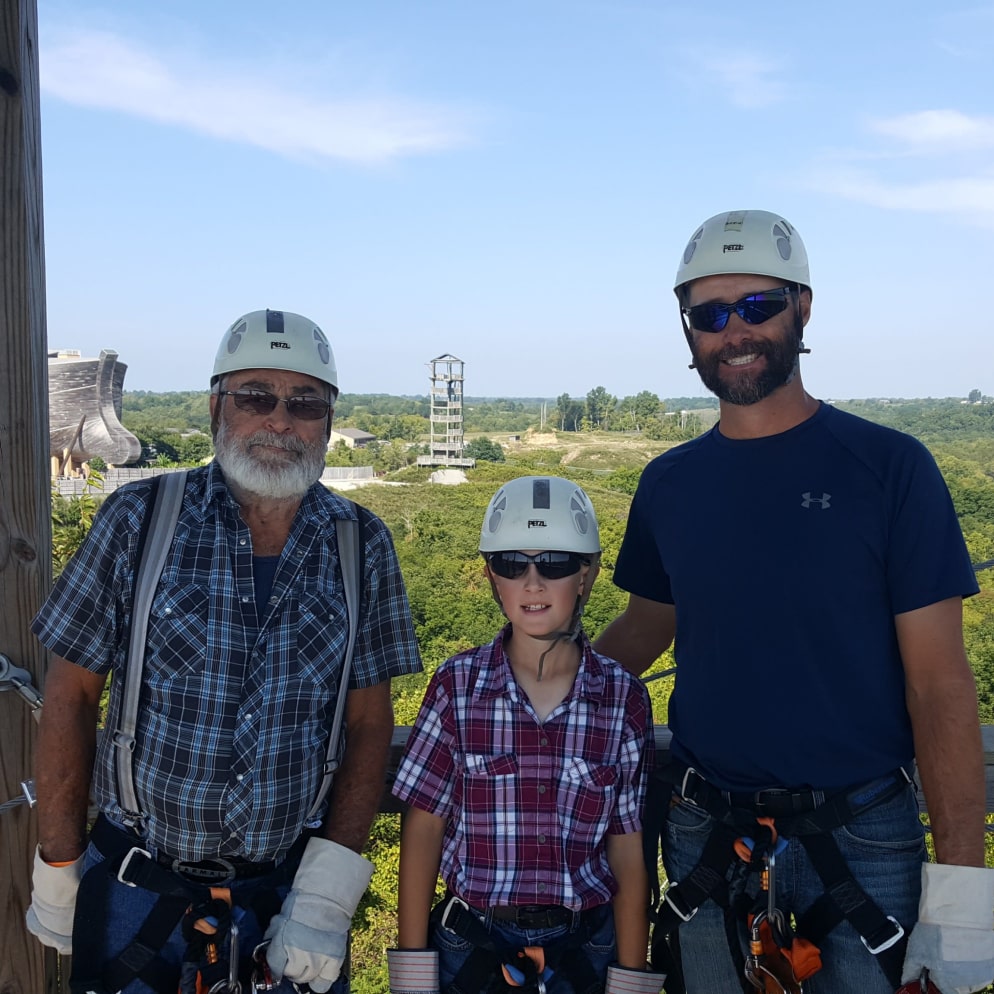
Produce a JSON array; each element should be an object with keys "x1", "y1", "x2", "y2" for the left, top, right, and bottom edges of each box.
[
  {"x1": 239, "y1": 539, "x2": 247, "y2": 546},
  {"x1": 538, "y1": 834, "x2": 546, "y2": 844},
  {"x1": 537, "y1": 883, "x2": 546, "y2": 893},
  {"x1": 268, "y1": 596, "x2": 278, "y2": 605},
  {"x1": 241, "y1": 595, "x2": 250, "y2": 603},
  {"x1": 244, "y1": 713, "x2": 253, "y2": 721},
  {"x1": 538, "y1": 785, "x2": 546, "y2": 795},
  {"x1": 236, "y1": 774, "x2": 244, "y2": 782},
  {"x1": 163, "y1": 607, "x2": 172, "y2": 615},
  {"x1": 540, "y1": 738, "x2": 548, "y2": 747}
]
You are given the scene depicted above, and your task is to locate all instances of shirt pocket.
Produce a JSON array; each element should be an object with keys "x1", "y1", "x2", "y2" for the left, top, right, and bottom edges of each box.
[
  {"x1": 461, "y1": 752, "x2": 519, "y2": 820},
  {"x1": 146, "y1": 585, "x2": 210, "y2": 679},
  {"x1": 295, "y1": 588, "x2": 347, "y2": 689},
  {"x1": 557, "y1": 757, "x2": 617, "y2": 830}
]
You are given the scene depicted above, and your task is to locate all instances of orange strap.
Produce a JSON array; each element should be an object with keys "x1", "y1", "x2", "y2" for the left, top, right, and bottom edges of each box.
[{"x1": 501, "y1": 947, "x2": 546, "y2": 987}]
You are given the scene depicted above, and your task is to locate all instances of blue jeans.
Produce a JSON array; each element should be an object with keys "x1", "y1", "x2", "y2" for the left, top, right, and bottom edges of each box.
[
  {"x1": 662, "y1": 784, "x2": 926, "y2": 994},
  {"x1": 71, "y1": 836, "x2": 349, "y2": 994},
  {"x1": 432, "y1": 901, "x2": 615, "y2": 993}
]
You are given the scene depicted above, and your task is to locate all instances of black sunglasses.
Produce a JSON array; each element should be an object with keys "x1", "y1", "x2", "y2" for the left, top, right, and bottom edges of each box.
[
  {"x1": 683, "y1": 286, "x2": 793, "y2": 333},
  {"x1": 218, "y1": 389, "x2": 332, "y2": 421},
  {"x1": 487, "y1": 551, "x2": 586, "y2": 580}
]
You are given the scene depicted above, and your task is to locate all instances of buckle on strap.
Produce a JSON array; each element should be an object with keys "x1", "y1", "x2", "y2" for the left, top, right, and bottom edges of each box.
[
  {"x1": 117, "y1": 845, "x2": 152, "y2": 887},
  {"x1": 170, "y1": 856, "x2": 239, "y2": 882},
  {"x1": 662, "y1": 884, "x2": 698, "y2": 923},
  {"x1": 441, "y1": 895, "x2": 471, "y2": 933},
  {"x1": 861, "y1": 915, "x2": 905, "y2": 954}
]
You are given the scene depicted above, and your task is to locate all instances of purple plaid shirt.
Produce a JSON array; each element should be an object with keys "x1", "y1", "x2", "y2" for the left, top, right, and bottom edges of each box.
[{"x1": 392, "y1": 626, "x2": 653, "y2": 911}]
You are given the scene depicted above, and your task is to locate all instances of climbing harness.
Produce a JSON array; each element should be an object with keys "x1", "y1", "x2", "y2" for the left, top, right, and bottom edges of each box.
[
  {"x1": 433, "y1": 893, "x2": 605, "y2": 994},
  {"x1": 644, "y1": 762, "x2": 914, "y2": 994}
]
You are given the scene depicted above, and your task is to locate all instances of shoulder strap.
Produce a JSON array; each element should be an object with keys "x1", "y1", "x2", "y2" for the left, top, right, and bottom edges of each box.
[
  {"x1": 113, "y1": 470, "x2": 188, "y2": 826},
  {"x1": 305, "y1": 502, "x2": 364, "y2": 823}
]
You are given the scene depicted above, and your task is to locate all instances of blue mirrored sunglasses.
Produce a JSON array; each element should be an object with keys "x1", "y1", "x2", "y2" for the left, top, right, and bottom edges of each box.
[{"x1": 683, "y1": 286, "x2": 793, "y2": 333}]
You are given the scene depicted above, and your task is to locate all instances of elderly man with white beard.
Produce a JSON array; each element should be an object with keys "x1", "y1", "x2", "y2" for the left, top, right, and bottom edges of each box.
[{"x1": 27, "y1": 309, "x2": 422, "y2": 994}]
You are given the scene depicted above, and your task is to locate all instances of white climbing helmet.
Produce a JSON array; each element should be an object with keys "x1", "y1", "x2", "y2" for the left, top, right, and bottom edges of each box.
[
  {"x1": 479, "y1": 476, "x2": 601, "y2": 555},
  {"x1": 674, "y1": 210, "x2": 810, "y2": 294},
  {"x1": 211, "y1": 309, "x2": 338, "y2": 391}
]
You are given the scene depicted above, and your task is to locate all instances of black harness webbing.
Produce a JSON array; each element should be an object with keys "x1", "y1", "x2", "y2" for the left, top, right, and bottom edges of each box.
[
  {"x1": 645, "y1": 763, "x2": 913, "y2": 993},
  {"x1": 432, "y1": 896, "x2": 605, "y2": 994},
  {"x1": 71, "y1": 817, "x2": 307, "y2": 994}
]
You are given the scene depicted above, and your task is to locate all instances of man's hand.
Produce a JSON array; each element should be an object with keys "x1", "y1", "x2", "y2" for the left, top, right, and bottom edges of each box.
[
  {"x1": 387, "y1": 948, "x2": 439, "y2": 994},
  {"x1": 25, "y1": 846, "x2": 83, "y2": 955},
  {"x1": 902, "y1": 863, "x2": 994, "y2": 994},
  {"x1": 265, "y1": 837, "x2": 373, "y2": 992}
]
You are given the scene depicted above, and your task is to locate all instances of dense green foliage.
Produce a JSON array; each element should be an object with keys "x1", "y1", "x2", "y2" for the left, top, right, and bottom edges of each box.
[{"x1": 61, "y1": 392, "x2": 994, "y2": 988}]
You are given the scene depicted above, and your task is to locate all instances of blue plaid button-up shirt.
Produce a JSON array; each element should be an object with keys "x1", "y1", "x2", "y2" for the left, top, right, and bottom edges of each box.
[{"x1": 33, "y1": 463, "x2": 422, "y2": 861}]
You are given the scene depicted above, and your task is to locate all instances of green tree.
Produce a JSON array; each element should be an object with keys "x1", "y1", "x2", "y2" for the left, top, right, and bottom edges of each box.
[
  {"x1": 619, "y1": 391, "x2": 663, "y2": 432},
  {"x1": 585, "y1": 386, "x2": 617, "y2": 430},
  {"x1": 465, "y1": 437, "x2": 505, "y2": 462}
]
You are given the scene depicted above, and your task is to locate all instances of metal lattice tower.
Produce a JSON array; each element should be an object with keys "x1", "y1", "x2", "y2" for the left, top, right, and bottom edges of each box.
[{"x1": 417, "y1": 354, "x2": 474, "y2": 467}]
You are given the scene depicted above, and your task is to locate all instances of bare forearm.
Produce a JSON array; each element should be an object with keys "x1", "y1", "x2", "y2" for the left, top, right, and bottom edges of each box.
[
  {"x1": 322, "y1": 683, "x2": 394, "y2": 852},
  {"x1": 35, "y1": 661, "x2": 102, "y2": 862},
  {"x1": 608, "y1": 832, "x2": 650, "y2": 969},
  {"x1": 593, "y1": 595, "x2": 675, "y2": 677},
  {"x1": 908, "y1": 671, "x2": 985, "y2": 866},
  {"x1": 397, "y1": 808, "x2": 445, "y2": 949}
]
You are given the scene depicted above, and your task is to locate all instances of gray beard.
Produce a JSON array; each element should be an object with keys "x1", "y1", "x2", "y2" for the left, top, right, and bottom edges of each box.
[{"x1": 213, "y1": 422, "x2": 325, "y2": 500}]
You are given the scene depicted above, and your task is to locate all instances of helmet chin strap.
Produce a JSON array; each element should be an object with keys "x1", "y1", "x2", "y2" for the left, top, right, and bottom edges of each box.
[{"x1": 530, "y1": 603, "x2": 585, "y2": 682}]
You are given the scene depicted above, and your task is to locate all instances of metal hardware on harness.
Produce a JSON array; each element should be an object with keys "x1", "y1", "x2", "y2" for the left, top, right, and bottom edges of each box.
[
  {"x1": 859, "y1": 915, "x2": 904, "y2": 954},
  {"x1": 744, "y1": 910, "x2": 790, "y2": 994},
  {"x1": 250, "y1": 943, "x2": 278, "y2": 991},
  {"x1": 441, "y1": 894, "x2": 471, "y2": 932},
  {"x1": 663, "y1": 883, "x2": 699, "y2": 923},
  {"x1": 117, "y1": 845, "x2": 153, "y2": 887},
  {"x1": 895, "y1": 967, "x2": 942, "y2": 994},
  {"x1": 206, "y1": 919, "x2": 241, "y2": 993}
]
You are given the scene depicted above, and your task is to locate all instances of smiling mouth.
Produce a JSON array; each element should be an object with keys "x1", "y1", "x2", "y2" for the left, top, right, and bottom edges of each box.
[
  {"x1": 724, "y1": 353, "x2": 760, "y2": 367},
  {"x1": 523, "y1": 604, "x2": 549, "y2": 612}
]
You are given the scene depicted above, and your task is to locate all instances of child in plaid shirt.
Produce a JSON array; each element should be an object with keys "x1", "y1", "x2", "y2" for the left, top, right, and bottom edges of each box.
[{"x1": 388, "y1": 477, "x2": 664, "y2": 994}]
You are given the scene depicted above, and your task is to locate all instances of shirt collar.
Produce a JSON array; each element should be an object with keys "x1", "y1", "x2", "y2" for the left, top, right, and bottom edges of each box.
[{"x1": 474, "y1": 624, "x2": 605, "y2": 706}]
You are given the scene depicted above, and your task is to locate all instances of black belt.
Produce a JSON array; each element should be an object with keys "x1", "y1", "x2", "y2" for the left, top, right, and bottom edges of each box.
[
  {"x1": 90, "y1": 814, "x2": 283, "y2": 882},
  {"x1": 489, "y1": 904, "x2": 576, "y2": 928},
  {"x1": 677, "y1": 766, "x2": 910, "y2": 819}
]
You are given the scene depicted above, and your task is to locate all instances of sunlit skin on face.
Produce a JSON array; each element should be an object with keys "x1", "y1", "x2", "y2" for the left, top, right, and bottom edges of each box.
[
  {"x1": 685, "y1": 274, "x2": 810, "y2": 407},
  {"x1": 209, "y1": 368, "x2": 332, "y2": 500},
  {"x1": 486, "y1": 550, "x2": 589, "y2": 641}
]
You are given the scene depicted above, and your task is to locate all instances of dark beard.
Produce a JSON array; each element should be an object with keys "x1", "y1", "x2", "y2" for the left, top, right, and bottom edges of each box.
[{"x1": 692, "y1": 334, "x2": 799, "y2": 406}]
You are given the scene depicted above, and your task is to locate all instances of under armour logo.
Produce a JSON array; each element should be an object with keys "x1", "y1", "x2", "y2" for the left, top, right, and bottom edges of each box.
[{"x1": 801, "y1": 492, "x2": 831, "y2": 509}]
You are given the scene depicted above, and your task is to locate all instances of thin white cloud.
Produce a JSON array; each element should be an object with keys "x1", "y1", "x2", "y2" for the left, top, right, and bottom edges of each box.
[
  {"x1": 811, "y1": 166, "x2": 994, "y2": 221},
  {"x1": 693, "y1": 52, "x2": 788, "y2": 109},
  {"x1": 869, "y1": 109, "x2": 994, "y2": 154},
  {"x1": 807, "y1": 109, "x2": 994, "y2": 225},
  {"x1": 40, "y1": 28, "x2": 475, "y2": 165}
]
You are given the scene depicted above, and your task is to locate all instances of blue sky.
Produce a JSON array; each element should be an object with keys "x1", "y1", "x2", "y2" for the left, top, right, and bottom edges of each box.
[{"x1": 37, "y1": 1, "x2": 994, "y2": 402}]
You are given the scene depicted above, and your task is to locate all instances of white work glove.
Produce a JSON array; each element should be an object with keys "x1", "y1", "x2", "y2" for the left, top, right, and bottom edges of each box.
[
  {"x1": 605, "y1": 964, "x2": 667, "y2": 994},
  {"x1": 264, "y1": 837, "x2": 373, "y2": 993},
  {"x1": 25, "y1": 846, "x2": 83, "y2": 955},
  {"x1": 902, "y1": 862, "x2": 994, "y2": 994},
  {"x1": 387, "y1": 948, "x2": 439, "y2": 994}
]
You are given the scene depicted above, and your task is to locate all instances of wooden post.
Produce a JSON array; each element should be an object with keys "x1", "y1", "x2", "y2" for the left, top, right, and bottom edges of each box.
[{"x1": 1, "y1": 1, "x2": 60, "y2": 990}]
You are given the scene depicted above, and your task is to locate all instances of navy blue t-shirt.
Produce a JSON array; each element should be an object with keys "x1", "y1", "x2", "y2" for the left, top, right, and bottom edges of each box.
[{"x1": 614, "y1": 403, "x2": 978, "y2": 791}]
